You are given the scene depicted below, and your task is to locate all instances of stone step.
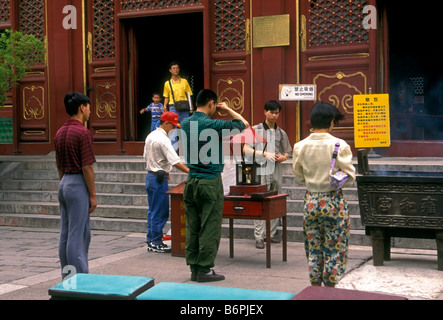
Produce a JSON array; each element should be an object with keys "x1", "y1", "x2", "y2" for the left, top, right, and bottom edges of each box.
[
  {"x1": 0, "y1": 190, "x2": 148, "y2": 206},
  {"x1": 0, "y1": 179, "x2": 147, "y2": 194},
  {"x1": 1, "y1": 179, "x2": 359, "y2": 202},
  {"x1": 2, "y1": 156, "x2": 442, "y2": 251},
  {"x1": 0, "y1": 188, "x2": 360, "y2": 217},
  {"x1": 16, "y1": 156, "x2": 443, "y2": 173},
  {"x1": 10, "y1": 168, "x2": 185, "y2": 185},
  {"x1": 0, "y1": 213, "x2": 149, "y2": 233},
  {"x1": 0, "y1": 179, "x2": 358, "y2": 205},
  {"x1": 0, "y1": 200, "x2": 364, "y2": 231},
  {"x1": 19, "y1": 158, "x2": 145, "y2": 171},
  {"x1": 20, "y1": 157, "x2": 443, "y2": 178},
  {"x1": 0, "y1": 201, "x2": 148, "y2": 220}
]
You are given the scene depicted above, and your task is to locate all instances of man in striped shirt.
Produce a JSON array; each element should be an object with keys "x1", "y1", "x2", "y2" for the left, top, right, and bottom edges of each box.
[{"x1": 54, "y1": 92, "x2": 96, "y2": 279}]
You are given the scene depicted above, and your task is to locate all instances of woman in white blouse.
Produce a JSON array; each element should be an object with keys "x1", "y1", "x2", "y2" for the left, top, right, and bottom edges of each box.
[{"x1": 293, "y1": 102, "x2": 356, "y2": 287}]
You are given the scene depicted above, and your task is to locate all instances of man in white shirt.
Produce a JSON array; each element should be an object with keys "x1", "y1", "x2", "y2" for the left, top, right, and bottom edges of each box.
[{"x1": 143, "y1": 111, "x2": 189, "y2": 253}]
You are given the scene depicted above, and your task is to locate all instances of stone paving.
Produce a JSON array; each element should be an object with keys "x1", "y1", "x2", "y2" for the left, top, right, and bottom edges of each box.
[
  {"x1": 0, "y1": 227, "x2": 145, "y2": 287},
  {"x1": 0, "y1": 226, "x2": 442, "y2": 300}
]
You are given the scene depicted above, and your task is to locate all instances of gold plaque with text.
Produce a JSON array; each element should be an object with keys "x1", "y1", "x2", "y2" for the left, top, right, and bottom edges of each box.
[{"x1": 253, "y1": 14, "x2": 290, "y2": 48}]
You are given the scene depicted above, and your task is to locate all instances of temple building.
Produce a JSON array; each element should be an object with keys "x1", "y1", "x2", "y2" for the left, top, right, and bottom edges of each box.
[{"x1": 0, "y1": 0, "x2": 441, "y2": 156}]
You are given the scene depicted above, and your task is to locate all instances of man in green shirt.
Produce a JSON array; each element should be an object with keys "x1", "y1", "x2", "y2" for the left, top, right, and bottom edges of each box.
[{"x1": 181, "y1": 89, "x2": 249, "y2": 282}]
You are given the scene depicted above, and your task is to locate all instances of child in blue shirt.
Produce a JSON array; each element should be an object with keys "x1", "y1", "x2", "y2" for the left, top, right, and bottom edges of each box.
[{"x1": 140, "y1": 93, "x2": 164, "y2": 132}]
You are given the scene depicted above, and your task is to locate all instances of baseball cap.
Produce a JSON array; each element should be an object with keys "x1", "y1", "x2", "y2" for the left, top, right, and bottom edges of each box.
[{"x1": 161, "y1": 111, "x2": 180, "y2": 128}]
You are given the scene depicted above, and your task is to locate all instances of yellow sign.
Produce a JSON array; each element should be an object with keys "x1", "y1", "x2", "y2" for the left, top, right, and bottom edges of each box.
[
  {"x1": 253, "y1": 14, "x2": 290, "y2": 48},
  {"x1": 354, "y1": 94, "x2": 391, "y2": 148}
]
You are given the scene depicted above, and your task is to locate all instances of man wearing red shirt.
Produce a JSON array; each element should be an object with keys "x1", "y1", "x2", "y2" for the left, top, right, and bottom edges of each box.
[{"x1": 54, "y1": 92, "x2": 96, "y2": 279}]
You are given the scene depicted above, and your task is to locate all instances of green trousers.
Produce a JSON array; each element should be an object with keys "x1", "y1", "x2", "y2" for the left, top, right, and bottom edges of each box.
[{"x1": 184, "y1": 176, "x2": 224, "y2": 274}]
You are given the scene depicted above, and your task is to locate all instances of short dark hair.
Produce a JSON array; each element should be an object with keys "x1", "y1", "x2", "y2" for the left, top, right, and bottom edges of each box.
[
  {"x1": 310, "y1": 101, "x2": 345, "y2": 130},
  {"x1": 264, "y1": 100, "x2": 281, "y2": 112},
  {"x1": 169, "y1": 61, "x2": 180, "y2": 69},
  {"x1": 64, "y1": 92, "x2": 90, "y2": 116},
  {"x1": 196, "y1": 89, "x2": 218, "y2": 107}
]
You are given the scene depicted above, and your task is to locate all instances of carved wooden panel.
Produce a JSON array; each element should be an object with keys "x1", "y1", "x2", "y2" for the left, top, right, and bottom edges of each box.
[
  {"x1": 19, "y1": 0, "x2": 45, "y2": 40},
  {"x1": 93, "y1": 0, "x2": 115, "y2": 60},
  {"x1": 95, "y1": 82, "x2": 117, "y2": 120},
  {"x1": 214, "y1": 0, "x2": 246, "y2": 52},
  {"x1": 22, "y1": 85, "x2": 45, "y2": 121},
  {"x1": 302, "y1": 68, "x2": 370, "y2": 141},
  {"x1": 0, "y1": 0, "x2": 11, "y2": 143},
  {"x1": 216, "y1": 78, "x2": 245, "y2": 116},
  {"x1": 308, "y1": 0, "x2": 369, "y2": 47},
  {"x1": 87, "y1": 2, "x2": 117, "y2": 143},
  {"x1": 89, "y1": 77, "x2": 118, "y2": 141},
  {"x1": 17, "y1": 0, "x2": 48, "y2": 143},
  {"x1": 120, "y1": 0, "x2": 202, "y2": 12},
  {"x1": 0, "y1": 0, "x2": 10, "y2": 25},
  {"x1": 210, "y1": 1, "x2": 250, "y2": 124},
  {"x1": 300, "y1": 0, "x2": 377, "y2": 146},
  {"x1": 19, "y1": 81, "x2": 49, "y2": 142},
  {"x1": 314, "y1": 71, "x2": 368, "y2": 115}
]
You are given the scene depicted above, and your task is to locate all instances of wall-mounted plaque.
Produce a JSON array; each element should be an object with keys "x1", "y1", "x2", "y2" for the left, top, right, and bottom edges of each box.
[{"x1": 253, "y1": 14, "x2": 290, "y2": 48}]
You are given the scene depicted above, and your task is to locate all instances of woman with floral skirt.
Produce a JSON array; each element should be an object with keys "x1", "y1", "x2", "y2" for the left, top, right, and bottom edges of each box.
[{"x1": 292, "y1": 102, "x2": 356, "y2": 287}]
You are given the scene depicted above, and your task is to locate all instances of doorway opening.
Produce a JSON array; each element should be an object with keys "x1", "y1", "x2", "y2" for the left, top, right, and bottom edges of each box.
[
  {"x1": 385, "y1": 1, "x2": 443, "y2": 141},
  {"x1": 125, "y1": 12, "x2": 204, "y2": 141}
]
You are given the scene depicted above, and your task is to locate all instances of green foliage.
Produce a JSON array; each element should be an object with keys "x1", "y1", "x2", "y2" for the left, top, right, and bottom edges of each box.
[{"x1": 0, "y1": 29, "x2": 45, "y2": 107}]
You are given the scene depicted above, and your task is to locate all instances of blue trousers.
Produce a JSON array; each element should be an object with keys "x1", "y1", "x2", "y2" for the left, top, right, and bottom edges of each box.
[
  {"x1": 58, "y1": 174, "x2": 91, "y2": 279},
  {"x1": 151, "y1": 118, "x2": 160, "y2": 132},
  {"x1": 146, "y1": 172, "x2": 170, "y2": 245},
  {"x1": 169, "y1": 105, "x2": 190, "y2": 152}
]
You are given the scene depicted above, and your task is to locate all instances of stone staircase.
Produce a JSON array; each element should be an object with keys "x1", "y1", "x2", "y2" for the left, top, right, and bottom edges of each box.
[
  {"x1": 0, "y1": 155, "x2": 440, "y2": 249},
  {"x1": 0, "y1": 157, "x2": 152, "y2": 233}
]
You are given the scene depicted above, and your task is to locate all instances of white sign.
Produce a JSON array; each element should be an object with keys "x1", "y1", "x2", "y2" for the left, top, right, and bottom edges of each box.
[{"x1": 279, "y1": 84, "x2": 317, "y2": 101}]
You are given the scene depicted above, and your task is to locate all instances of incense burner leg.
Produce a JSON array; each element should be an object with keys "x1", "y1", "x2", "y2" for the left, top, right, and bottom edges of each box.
[
  {"x1": 436, "y1": 231, "x2": 443, "y2": 271},
  {"x1": 370, "y1": 228, "x2": 385, "y2": 266}
]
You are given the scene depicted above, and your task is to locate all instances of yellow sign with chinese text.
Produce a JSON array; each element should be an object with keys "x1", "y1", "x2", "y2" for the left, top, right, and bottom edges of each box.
[{"x1": 354, "y1": 94, "x2": 391, "y2": 148}]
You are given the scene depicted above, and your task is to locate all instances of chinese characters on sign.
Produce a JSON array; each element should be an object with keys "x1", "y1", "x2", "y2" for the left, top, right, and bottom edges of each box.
[
  {"x1": 354, "y1": 94, "x2": 391, "y2": 148},
  {"x1": 279, "y1": 84, "x2": 316, "y2": 101}
]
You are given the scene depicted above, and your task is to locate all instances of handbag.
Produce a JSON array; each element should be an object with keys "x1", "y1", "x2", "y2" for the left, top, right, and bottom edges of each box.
[
  {"x1": 329, "y1": 141, "x2": 350, "y2": 190},
  {"x1": 169, "y1": 80, "x2": 190, "y2": 112}
]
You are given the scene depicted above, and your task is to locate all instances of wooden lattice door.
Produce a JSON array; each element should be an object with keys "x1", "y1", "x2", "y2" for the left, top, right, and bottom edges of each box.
[
  {"x1": 15, "y1": 1, "x2": 49, "y2": 149},
  {"x1": 299, "y1": 0, "x2": 378, "y2": 146},
  {"x1": 86, "y1": 0, "x2": 118, "y2": 148}
]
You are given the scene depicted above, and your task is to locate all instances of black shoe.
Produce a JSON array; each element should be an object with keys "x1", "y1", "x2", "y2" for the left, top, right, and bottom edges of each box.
[
  {"x1": 196, "y1": 270, "x2": 225, "y2": 283},
  {"x1": 150, "y1": 243, "x2": 171, "y2": 253}
]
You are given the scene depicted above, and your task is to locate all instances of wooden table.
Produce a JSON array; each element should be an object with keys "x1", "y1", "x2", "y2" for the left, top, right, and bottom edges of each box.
[
  {"x1": 167, "y1": 182, "x2": 187, "y2": 257},
  {"x1": 223, "y1": 193, "x2": 288, "y2": 268}
]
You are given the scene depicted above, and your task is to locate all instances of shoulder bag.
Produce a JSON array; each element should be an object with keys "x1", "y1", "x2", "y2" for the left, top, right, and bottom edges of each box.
[
  {"x1": 329, "y1": 141, "x2": 349, "y2": 190},
  {"x1": 169, "y1": 80, "x2": 190, "y2": 112}
]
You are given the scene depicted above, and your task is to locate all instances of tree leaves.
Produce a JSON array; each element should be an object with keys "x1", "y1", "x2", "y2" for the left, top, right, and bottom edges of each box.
[{"x1": 0, "y1": 29, "x2": 45, "y2": 107}]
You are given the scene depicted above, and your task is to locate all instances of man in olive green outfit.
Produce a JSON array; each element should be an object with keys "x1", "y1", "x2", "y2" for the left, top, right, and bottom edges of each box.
[{"x1": 181, "y1": 89, "x2": 249, "y2": 282}]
